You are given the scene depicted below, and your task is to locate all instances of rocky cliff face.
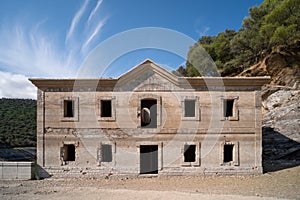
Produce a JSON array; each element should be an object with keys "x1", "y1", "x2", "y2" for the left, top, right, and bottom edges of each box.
[{"x1": 239, "y1": 40, "x2": 300, "y2": 172}]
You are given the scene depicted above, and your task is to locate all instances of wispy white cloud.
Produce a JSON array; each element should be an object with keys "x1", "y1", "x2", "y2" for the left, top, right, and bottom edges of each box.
[
  {"x1": 82, "y1": 18, "x2": 107, "y2": 53},
  {"x1": 66, "y1": 0, "x2": 89, "y2": 43},
  {"x1": 0, "y1": 0, "x2": 108, "y2": 98},
  {"x1": 0, "y1": 71, "x2": 36, "y2": 99},
  {"x1": 88, "y1": 0, "x2": 103, "y2": 24},
  {"x1": 0, "y1": 22, "x2": 78, "y2": 77}
]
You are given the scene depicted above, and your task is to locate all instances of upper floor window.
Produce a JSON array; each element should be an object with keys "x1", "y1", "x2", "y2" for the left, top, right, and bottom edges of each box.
[
  {"x1": 223, "y1": 99, "x2": 234, "y2": 117},
  {"x1": 137, "y1": 94, "x2": 162, "y2": 129},
  {"x1": 221, "y1": 97, "x2": 239, "y2": 121},
  {"x1": 98, "y1": 97, "x2": 116, "y2": 121},
  {"x1": 61, "y1": 97, "x2": 79, "y2": 122},
  {"x1": 184, "y1": 99, "x2": 196, "y2": 117},
  {"x1": 182, "y1": 96, "x2": 200, "y2": 121},
  {"x1": 64, "y1": 100, "x2": 74, "y2": 117},
  {"x1": 101, "y1": 100, "x2": 112, "y2": 117},
  {"x1": 141, "y1": 99, "x2": 157, "y2": 128}
]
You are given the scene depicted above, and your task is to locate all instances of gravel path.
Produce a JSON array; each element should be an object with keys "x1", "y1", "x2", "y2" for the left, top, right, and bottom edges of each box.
[{"x1": 1, "y1": 166, "x2": 299, "y2": 200}]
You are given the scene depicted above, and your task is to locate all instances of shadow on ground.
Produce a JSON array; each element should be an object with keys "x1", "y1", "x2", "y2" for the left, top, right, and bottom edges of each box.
[{"x1": 263, "y1": 126, "x2": 300, "y2": 173}]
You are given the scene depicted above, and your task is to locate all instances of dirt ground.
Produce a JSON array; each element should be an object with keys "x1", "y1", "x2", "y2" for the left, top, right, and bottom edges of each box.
[{"x1": 1, "y1": 166, "x2": 299, "y2": 200}]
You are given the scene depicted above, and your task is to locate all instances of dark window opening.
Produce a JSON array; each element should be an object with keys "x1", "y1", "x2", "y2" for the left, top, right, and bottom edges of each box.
[
  {"x1": 141, "y1": 99, "x2": 157, "y2": 128},
  {"x1": 223, "y1": 144, "x2": 234, "y2": 163},
  {"x1": 64, "y1": 100, "x2": 74, "y2": 117},
  {"x1": 184, "y1": 99, "x2": 196, "y2": 117},
  {"x1": 101, "y1": 100, "x2": 112, "y2": 117},
  {"x1": 224, "y1": 99, "x2": 234, "y2": 117},
  {"x1": 184, "y1": 145, "x2": 196, "y2": 162},
  {"x1": 140, "y1": 145, "x2": 158, "y2": 174},
  {"x1": 62, "y1": 144, "x2": 75, "y2": 161},
  {"x1": 101, "y1": 144, "x2": 112, "y2": 162}
]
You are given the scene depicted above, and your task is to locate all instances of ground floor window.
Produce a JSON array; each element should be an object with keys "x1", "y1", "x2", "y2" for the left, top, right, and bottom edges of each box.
[
  {"x1": 62, "y1": 144, "x2": 75, "y2": 162},
  {"x1": 101, "y1": 144, "x2": 112, "y2": 162},
  {"x1": 223, "y1": 144, "x2": 234, "y2": 163},
  {"x1": 221, "y1": 141, "x2": 239, "y2": 166},
  {"x1": 184, "y1": 144, "x2": 196, "y2": 162},
  {"x1": 181, "y1": 142, "x2": 200, "y2": 166}
]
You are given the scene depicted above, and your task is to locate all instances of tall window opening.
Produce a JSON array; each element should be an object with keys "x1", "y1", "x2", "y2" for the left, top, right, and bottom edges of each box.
[
  {"x1": 184, "y1": 144, "x2": 196, "y2": 162},
  {"x1": 141, "y1": 99, "x2": 157, "y2": 128},
  {"x1": 101, "y1": 100, "x2": 112, "y2": 117},
  {"x1": 101, "y1": 144, "x2": 112, "y2": 162},
  {"x1": 62, "y1": 144, "x2": 75, "y2": 161},
  {"x1": 184, "y1": 99, "x2": 196, "y2": 117},
  {"x1": 64, "y1": 100, "x2": 74, "y2": 117},
  {"x1": 223, "y1": 99, "x2": 234, "y2": 117},
  {"x1": 223, "y1": 144, "x2": 234, "y2": 163}
]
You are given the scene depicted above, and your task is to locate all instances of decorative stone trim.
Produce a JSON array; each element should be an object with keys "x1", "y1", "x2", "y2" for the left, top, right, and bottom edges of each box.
[
  {"x1": 220, "y1": 96, "x2": 239, "y2": 121},
  {"x1": 181, "y1": 142, "x2": 201, "y2": 167},
  {"x1": 181, "y1": 96, "x2": 200, "y2": 121},
  {"x1": 60, "y1": 97, "x2": 79, "y2": 122},
  {"x1": 97, "y1": 142, "x2": 116, "y2": 167},
  {"x1": 220, "y1": 141, "x2": 239, "y2": 166},
  {"x1": 137, "y1": 94, "x2": 162, "y2": 128},
  {"x1": 97, "y1": 96, "x2": 116, "y2": 121}
]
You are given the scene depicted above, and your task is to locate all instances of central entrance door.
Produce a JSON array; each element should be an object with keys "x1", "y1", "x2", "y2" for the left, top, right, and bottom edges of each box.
[{"x1": 140, "y1": 145, "x2": 158, "y2": 174}]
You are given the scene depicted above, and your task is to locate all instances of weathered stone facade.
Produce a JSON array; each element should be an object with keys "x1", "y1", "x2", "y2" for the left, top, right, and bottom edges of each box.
[{"x1": 30, "y1": 60, "x2": 270, "y2": 177}]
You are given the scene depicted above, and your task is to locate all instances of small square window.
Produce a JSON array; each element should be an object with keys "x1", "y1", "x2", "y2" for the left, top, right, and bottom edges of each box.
[
  {"x1": 62, "y1": 144, "x2": 75, "y2": 162},
  {"x1": 184, "y1": 100, "x2": 196, "y2": 117},
  {"x1": 223, "y1": 99, "x2": 234, "y2": 117},
  {"x1": 101, "y1": 144, "x2": 112, "y2": 162},
  {"x1": 64, "y1": 100, "x2": 74, "y2": 117},
  {"x1": 184, "y1": 145, "x2": 196, "y2": 162},
  {"x1": 101, "y1": 100, "x2": 112, "y2": 117}
]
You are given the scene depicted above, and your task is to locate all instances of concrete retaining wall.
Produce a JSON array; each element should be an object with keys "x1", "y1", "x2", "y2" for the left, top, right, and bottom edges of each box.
[{"x1": 0, "y1": 162, "x2": 34, "y2": 180}]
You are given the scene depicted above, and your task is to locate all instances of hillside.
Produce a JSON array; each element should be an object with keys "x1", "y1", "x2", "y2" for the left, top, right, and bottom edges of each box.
[
  {"x1": 0, "y1": 98, "x2": 36, "y2": 147},
  {"x1": 174, "y1": 0, "x2": 300, "y2": 172},
  {"x1": 176, "y1": 0, "x2": 300, "y2": 77}
]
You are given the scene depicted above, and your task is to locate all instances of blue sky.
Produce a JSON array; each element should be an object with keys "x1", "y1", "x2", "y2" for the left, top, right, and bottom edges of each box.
[{"x1": 0, "y1": 0, "x2": 263, "y2": 98}]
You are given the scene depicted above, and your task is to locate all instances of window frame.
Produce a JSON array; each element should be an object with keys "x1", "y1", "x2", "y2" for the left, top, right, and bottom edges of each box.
[
  {"x1": 220, "y1": 141, "x2": 239, "y2": 166},
  {"x1": 181, "y1": 96, "x2": 200, "y2": 121},
  {"x1": 221, "y1": 96, "x2": 239, "y2": 121},
  {"x1": 97, "y1": 96, "x2": 116, "y2": 121},
  {"x1": 137, "y1": 94, "x2": 162, "y2": 128},
  {"x1": 61, "y1": 97, "x2": 79, "y2": 122},
  {"x1": 97, "y1": 142, "x2": 116, "y2": 166},
  {"x1": 60, "y1": 141, "x2": 79, "y2": 165},
  {"x1": 181, "y1": 142, "x2": 201, "y2": 167}
]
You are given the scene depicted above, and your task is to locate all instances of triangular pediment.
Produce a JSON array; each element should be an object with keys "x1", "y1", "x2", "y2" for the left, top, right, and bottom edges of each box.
[{"x1": 114, "y1": 59, "x2": 181, "y2": 91}]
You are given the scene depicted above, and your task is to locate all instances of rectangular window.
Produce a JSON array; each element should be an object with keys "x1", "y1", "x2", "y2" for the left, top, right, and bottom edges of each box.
[
  {"x1": 184, "y1": 100, "x2": 196, "y2": 117},
  {"x1": 62, "y1": 144, "x2": 75, "y2": 162},
  {"x1": 184, "y1": 144, "x2": 196, "y2": 162},
  {"x1": 64, "y1": 100, "x2": 74, "y2": 117},
  {"x1": 223, "y1": 144, "x2": 234, "y2": 163},
  {"x1": 101, "y1": 100, "x2": 112, "y2": 117},
  {"x1": 141, "y1": 99, "x2": 157, "y2": 128},
  {"x1": 101, "y1": 144, "x2": 112, "y2": 162},
  {"x1": 223, "y1": 99, "x2": 234, "y2": 117}
]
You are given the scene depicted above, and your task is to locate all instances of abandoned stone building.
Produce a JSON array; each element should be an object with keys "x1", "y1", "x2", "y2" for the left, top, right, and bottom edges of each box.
[{"x1": 30, "y1": 60, "x2": 270, "y2": 177}]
